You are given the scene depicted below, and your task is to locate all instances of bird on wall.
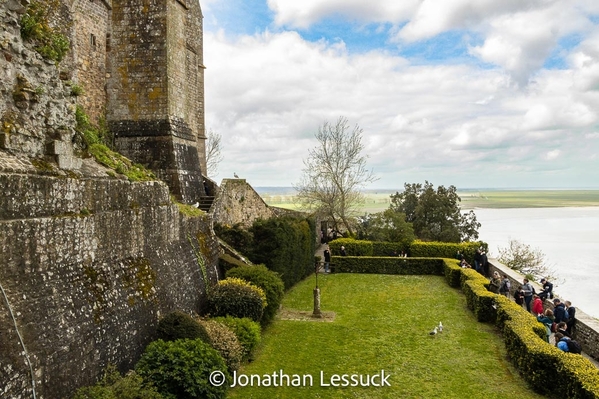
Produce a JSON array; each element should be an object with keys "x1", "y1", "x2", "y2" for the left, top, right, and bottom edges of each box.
[{"x1": 233, "y1": 172, "x2": 239, "y2": 178}]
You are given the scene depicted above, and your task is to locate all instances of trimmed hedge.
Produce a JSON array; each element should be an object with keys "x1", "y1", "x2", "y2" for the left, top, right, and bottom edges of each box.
[
  {"x1": 156, "y1": 311, "x2": 209, "y2": 343},
  {"x1": 328, "y1": 238, "x2": 485, "y2": 263},
  {"x1": 212, "y1": 316, "x2": 261, "y2": 361},
  {"x1": 408, "y1": 240, "x2": 485, "y2": 263},
  {"x1": 249, "y1": 216, "x2": 316, "y2": 289},
  {"x1": 332, "y1": 256, "x2": 444, "y2": 275},
  {"x1": 206, "y1": 278, "x2": 266, "y2": 322},
  {"x1": 328, "y1": 238, "x2": 374, "y2": 256},
  {"x1": 226, "y1": 265, "x2": 285, "y2": 325},
  {"x1": 197, "y1": 319, "x2": 244, "y2": 373}
]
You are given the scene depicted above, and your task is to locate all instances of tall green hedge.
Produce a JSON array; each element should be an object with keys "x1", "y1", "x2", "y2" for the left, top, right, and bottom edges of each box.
[
  {"x1": 329, "y1": 238, "x2": 485, "y2": 263},
  {"x1": 332, "y1": 256, "x2": 444, "y2": 275},
  {"x1": 409, "y1": 240, "x2": 485, "y2": 263},
  {"x1": 249, "y1": 216, "x2": 316, "y2": 289}
]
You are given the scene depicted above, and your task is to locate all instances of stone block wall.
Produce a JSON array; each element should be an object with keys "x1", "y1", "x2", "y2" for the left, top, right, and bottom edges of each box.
[
  {"x1": 0, "y1": 2, "x2": 78, "y2": 165},
  {"x1": 0, "y1": 167, "x2": 220, "y2": 399},
  {"x1": 107, "y1": 0, "x2": 207, "y2": 204},
  {"x1": 211, "y1": 178, "x2": 276, "y2": 228},
  {"x1": 70, "y1": 0, "x2": 111, "y2": 124}
]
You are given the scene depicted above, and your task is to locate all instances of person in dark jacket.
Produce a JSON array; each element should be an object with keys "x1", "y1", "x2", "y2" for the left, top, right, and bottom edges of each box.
[
  {"x1": 539, "y1": 278, "x2": 553, "y2": 300},
  {"x1": 565, "y1": 300, "x2": 576, "y2": 334},
  {"x1": 553, "y1": 298, "x2": 568, "y2": 323},
  {"x1": 474, "y1": 249, "x2": 483, "y2": 274},
  {"x1": 323, "y1": 246, "x2": 331, "y2": 273}
]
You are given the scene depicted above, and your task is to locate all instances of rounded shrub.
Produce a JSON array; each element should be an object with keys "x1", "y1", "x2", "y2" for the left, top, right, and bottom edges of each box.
[
  {"x1": 72, "y1": 366, "x2": 164, "y2": 399},
  {"x1": 207, "y1": 277, "x2": 266, "y2": 322},
  {"x1": 156, "y1": 311, "x2": 209, "y2": 342},
  {"x1": 135, "y1": 339, "x2": 229, "y2": 399},
  {"x1": 197, "y1": 319, "x2": 244, "y2": 372},
  {"x1": 226, "y1": 265, "x2": 284, "y2": 325},
  {"x1": 212, "y1": 316, "x2": 261, "y2": 361}
]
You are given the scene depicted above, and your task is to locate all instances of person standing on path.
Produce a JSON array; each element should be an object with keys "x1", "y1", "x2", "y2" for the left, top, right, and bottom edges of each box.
[{"x1": 323, "y1": 246, "x2": 331, "y2": 273}]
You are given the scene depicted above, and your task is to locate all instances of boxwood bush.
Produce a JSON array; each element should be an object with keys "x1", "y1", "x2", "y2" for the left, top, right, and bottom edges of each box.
[
  {"x1": 206, "y1": 278, "x2": 266, "y2": 322},
  {"x1": 226, "y1": 265, "x2": 285, "y2": 325},
  {"x1": 197, "y1": 319, "x2": 244, "y2": 372},
  {"x1": 212, "y1": 316, "x2": 261, "y2": 361},
  {"x1": 135, "y1": 339, "x2": 229, "y2": 399},
  {"x1": 156, "y1": 311, "x2": 209, "y2": 343}
]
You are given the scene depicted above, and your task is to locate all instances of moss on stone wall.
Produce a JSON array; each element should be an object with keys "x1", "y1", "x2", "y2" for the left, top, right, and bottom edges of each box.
[{"x1": 122, "y1": 257, "x2": 157, "y2": 306}]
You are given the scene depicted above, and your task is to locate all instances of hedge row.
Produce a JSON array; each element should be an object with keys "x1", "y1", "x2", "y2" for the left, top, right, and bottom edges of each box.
[
  {"x1": 335, "y1": 256, "x2": 599, "y2": 398},
  {"x1": 329, "y1": 238, "x2": 484, "y2": 263},
  {"x1": 332, "y1": 256, "x2": 444, "y2": 275}
]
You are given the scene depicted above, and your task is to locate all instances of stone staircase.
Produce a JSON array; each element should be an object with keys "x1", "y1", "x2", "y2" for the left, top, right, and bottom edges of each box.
[{"x1": 197, "y1": 195, "x2": 215, "y2": 212}]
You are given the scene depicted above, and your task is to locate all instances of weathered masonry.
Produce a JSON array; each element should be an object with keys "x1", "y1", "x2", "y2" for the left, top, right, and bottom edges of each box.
[{"x1": 107, "y1": 0, "x2": 208, "y2": 204}]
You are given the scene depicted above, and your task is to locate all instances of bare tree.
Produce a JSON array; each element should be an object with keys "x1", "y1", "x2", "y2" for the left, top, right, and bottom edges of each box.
[
  {"x1": 497, "y1": 238, "x2": 559, "y2": 282},
  {"x1": 294, "y1": 116, "x2": 377, "y2": 235},
  {"x1": 205, "y1": 128, "x2": 223, "y2": 176}
]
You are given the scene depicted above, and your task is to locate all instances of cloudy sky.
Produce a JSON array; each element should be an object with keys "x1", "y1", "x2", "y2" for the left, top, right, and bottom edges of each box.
[{"x1": 201, "y1": 0, "x2": 599, "y2": 189}]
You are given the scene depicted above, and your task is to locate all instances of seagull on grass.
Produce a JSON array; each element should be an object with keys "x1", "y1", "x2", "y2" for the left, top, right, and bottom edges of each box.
[
  {"x1": 429, "y1": 327, "x2": 438, "y2": 336},
  {"x1": 438, "y1": 322, "x2": 443, "y2": 333}
]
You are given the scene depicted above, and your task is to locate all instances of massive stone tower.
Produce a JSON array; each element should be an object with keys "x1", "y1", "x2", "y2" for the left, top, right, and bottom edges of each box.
[{"x1": 107, "y1": 0, "x2": 207, "y2": 203}]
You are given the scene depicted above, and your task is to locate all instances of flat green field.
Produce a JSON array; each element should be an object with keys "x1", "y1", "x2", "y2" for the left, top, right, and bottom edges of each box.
[
  {"x1": 226, "y1": 274, "x2": 545, "y2": 399},
  {"x1": 261, "y1": 190, "x2": 599, "y2": 213}
]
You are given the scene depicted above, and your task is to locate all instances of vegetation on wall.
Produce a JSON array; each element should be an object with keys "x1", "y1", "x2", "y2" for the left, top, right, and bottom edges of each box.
[
  {"x1": 20, "y1": 0, "x2": 70, "y2": 62},
  {"x1": 75, "y1": 105, "x2": 156, "y2": 182}
]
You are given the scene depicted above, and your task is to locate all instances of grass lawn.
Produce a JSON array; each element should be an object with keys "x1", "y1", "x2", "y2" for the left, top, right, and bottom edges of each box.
[{"x1": 226, "y1": 274, "x2": 546, "y2": 398}]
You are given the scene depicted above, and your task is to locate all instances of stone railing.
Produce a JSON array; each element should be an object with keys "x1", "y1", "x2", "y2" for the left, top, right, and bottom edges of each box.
[{"x1": 488, "y1": 259, "x2": 599, "y2": 362}]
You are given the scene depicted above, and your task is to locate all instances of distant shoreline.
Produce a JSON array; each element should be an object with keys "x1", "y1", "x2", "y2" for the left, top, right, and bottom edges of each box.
[{"x1": 257, "y1": 188, "x2": 599, "y2": 213}]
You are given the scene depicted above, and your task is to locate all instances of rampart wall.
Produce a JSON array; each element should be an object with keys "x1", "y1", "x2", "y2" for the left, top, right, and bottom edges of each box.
[{"x1": 0, "y1": 154, "x2": 220, "y2": 399}]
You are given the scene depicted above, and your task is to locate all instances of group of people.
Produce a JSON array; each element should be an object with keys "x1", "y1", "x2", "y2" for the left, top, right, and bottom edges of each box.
[
  {"x1": 504, "y1": 275, "x2": 581, "y2": 353},
  {"x1": 456, "y1": 248, "x2": 489, "y2": 276},
  {"x1": 321, "y1": 245, "x2": 346, "y2": 274},
  {"x1": 487, "y1": 268, "x2": 582, "y2": 354}
]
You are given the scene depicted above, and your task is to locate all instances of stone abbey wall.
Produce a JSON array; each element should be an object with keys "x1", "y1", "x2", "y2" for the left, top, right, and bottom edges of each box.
[
  {"x1": 107, "y1": 0, "x2": 207, "y2": 203},
  {"x1": 0, "y1": 154, "x2": 220, "y2": 399}
]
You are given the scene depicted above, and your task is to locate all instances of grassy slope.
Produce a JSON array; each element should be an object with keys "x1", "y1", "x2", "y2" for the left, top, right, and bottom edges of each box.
[{"x1": 227, "y1": 274, "x2": 546, "y2": 399}]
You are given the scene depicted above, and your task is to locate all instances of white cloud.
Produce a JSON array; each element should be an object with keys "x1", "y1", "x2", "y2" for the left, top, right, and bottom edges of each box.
[
  {"x1": 203, "y1": 2, "x2": 599, "y2": 188},
  {"x1": 267, "y1": 0, "x2": 419, "y2": 28}
]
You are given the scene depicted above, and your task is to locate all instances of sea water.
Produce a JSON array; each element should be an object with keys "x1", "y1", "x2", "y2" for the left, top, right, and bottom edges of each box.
[{"x1": 475, "y1": 207, "x2": 599, "y2": 319}]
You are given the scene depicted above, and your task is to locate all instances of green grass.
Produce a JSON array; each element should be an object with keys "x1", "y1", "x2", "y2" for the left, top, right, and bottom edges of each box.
[{"x1": 226, "y1": 274, "x2": 546, "y2": 399}]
